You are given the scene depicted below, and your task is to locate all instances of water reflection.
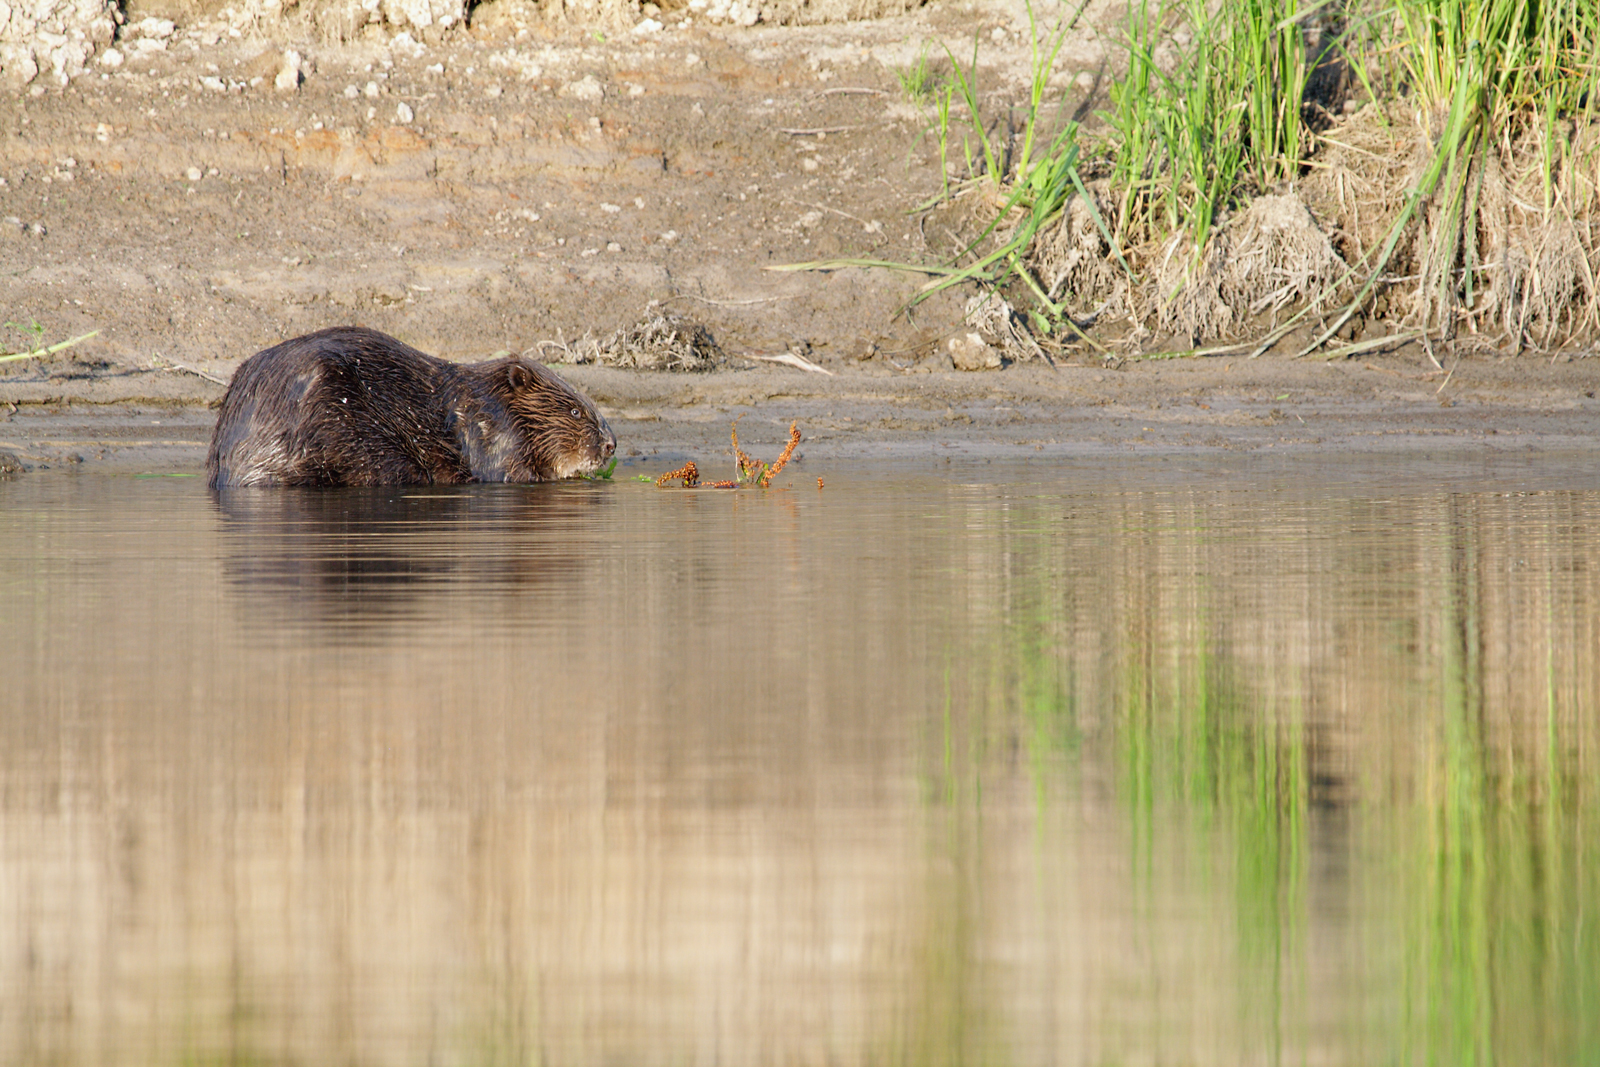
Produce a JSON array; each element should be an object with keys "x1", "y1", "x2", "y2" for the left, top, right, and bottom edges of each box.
[
  {"x1": 214, "y1": 484, "x2": 608, "y2": 637},
  {"x1": 0, "y1": 459, "x2": 1595, "y2": 1066}
]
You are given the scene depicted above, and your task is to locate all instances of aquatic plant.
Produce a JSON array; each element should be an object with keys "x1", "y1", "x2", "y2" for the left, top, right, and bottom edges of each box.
[
  {"x1": 656, "y1": 461, "x2": 699, "y2": 488},
  {"x1": 654, "y1": 421, "x2": 805, "y2": 490},
  {"x1": 583, "y1": 458, "x2": 619, "y2": 481},
  {"x1": 759, "y1": 422, "x2": 801, "y2": 488}
]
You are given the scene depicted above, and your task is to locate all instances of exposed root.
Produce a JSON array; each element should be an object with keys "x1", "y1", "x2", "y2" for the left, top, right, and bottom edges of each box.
[
  {"x1": 1028, "y1": 187, "x2": 1131, "y2": 323},
  {"x1": 1469, "y1": 144, "x2": 1594, "y2": 350},
  {"x1": 539, "y1": 310, "x2": 722, "y2": 371},
  {"x1": 1152, "y1": 194, "x2": 1346, "y2": 343},
  {"x1": 963, "y1": 290, "x2": 1046, "y2": 363},
  {"x1": 1298, "y1": 104, "x2": 1600, "y2": 350}
]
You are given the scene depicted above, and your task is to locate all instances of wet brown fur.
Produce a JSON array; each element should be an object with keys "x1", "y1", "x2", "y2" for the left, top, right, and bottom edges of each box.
[{"x1": 207, "y1": 326, "x2": 616, "y2": 488}]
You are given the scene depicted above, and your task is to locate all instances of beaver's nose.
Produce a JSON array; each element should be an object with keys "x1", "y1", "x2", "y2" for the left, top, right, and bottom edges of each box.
[{"x1": 601, "y1": 430, "x2": 616, "y2": 458}]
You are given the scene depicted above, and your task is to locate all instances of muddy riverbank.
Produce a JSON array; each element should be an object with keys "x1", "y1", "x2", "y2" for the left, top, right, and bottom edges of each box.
[{"x1": 3, "y1": 353, "x2": 1597, "y2": 477}]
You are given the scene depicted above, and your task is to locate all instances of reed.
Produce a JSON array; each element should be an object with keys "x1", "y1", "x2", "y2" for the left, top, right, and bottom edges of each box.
[
  {"x1": 1304, "y1": 0, "x2": 1600, "y2": 351},
  {"x1": 783, "y1": 0, "x2": 1599, "y2": 353},
  {"x1": 1102, "y1": 0, "x2": 1310, "y2": 259}
]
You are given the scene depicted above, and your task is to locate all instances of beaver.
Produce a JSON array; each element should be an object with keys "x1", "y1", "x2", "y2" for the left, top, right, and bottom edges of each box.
[{"x1": 207, "y1": 326, "x2": 616, "y2": 488}]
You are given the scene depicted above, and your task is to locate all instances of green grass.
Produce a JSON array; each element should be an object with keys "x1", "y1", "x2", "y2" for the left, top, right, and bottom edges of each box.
[
  {"x1": 1102, "y1": 0, "x2": 1311, "y2": 261},
  {"x1": 785, "y1": 0, "x2": 1600, "y2": 353},
  {"x1": 895, "y1": 42, "x2": 938, "y2": 107},
  {"x1": 1103, "y1": 0, "x2": 1600, "y2": 349},
  {"x1": 1304, "y1": 0, "x2": 1600, "y2": 350}
]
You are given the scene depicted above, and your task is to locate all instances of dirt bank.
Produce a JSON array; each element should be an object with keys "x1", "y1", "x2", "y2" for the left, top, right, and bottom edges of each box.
[{"x1": 1, "y1": 1, "x2": 1597, "y2": 476}]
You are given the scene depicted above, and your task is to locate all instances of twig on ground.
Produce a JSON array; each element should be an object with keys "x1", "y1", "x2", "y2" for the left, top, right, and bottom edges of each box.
[
  {"x1": 667, "y1": 293, "x2": 795, "y2": 308},
  {"x1": 779, "y1": 126, "x2": 860, "y2": 136},
  {"x1": 743, "y1": 350, "x2": 834, "y2": 376},
  {"x1": 0, "y1": 330, "x2": 100, "y2": 364},
  {"x1": 153, "y1": 355, "x2": 229, "y2": 385}
]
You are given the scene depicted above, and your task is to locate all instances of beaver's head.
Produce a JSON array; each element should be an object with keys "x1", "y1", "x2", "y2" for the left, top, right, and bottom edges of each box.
[{"x1": 494, "y1": 358, "x2": 617, "y2": 481}]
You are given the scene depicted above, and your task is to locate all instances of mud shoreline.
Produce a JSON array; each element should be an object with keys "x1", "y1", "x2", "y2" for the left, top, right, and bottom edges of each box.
[{"x1": 3, "y1": 353, "x2": 1596, "y2": 478}]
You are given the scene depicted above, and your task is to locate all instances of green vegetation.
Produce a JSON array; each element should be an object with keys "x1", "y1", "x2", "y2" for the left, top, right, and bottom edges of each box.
[
  {"x1": 582, "y1": 458, "x2": 618, "y2": 481},
  {"x1": 895, "y1": 42, "x2": 938, "y2": 107},
  {"x1": 809, "y1": 0, "x2": 1600, "y2": 355},
  {"x1": 1104, "y1": 0, "x2": 1309, "y2": 258},
  {"x1": 1305, "y1": 0, "x2": 1600, "y2": 352}
]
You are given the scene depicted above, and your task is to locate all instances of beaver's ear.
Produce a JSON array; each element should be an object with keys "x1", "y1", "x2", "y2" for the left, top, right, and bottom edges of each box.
[{"x1": 506, "y1": 362, "x2": 532, "y2": 390}]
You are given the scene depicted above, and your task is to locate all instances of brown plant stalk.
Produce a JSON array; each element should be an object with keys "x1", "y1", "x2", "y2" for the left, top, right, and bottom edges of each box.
[
  {"x1": 731, "y1": 415, "x2": 764, "y2": 483},
  {"x1": 760, "y1": 422, "x2": 801, "y2": 488},
  {"x1": 657, "y1": 461, "x2": 699, "y2": 487}
]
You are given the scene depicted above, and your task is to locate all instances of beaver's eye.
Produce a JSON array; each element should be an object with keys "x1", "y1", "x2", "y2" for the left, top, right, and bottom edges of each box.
[{"x1": 571, "y1": 407, "x2": 581, "y2": 418}]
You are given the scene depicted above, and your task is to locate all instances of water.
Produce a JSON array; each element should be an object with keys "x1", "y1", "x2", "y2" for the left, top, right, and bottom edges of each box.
[{"x1": 2, "y1": 456, "x2": 1596, "y2": 1066}]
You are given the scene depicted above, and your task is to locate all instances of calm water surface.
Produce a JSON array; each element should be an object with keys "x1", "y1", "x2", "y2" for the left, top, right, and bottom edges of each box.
[{"x1": 2, "y1": 456, "x2": 1596, "y2": 1066}]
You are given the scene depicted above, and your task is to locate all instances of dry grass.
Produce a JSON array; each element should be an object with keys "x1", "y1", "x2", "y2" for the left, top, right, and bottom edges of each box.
[
  {"x1": 538, "y1": 311, "x2": 722, "y2": 372},
  {"x1": 1150, "y1": 194, "x2": 1347, "y2": 343},
  {"x1": 1298, "y1": 104, "x2": 1600, "y2": 352}
]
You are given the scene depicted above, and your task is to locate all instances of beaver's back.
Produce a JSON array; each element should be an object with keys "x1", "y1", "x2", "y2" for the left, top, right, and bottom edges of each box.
[{"x1": 206, "y1": 327, "x2": 478, "y2": 488}]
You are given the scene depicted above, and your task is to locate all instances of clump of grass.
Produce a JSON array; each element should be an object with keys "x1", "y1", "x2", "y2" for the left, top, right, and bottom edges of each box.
[
  {"x1": 786, "y1": 0, "x2": 1600, "y2": 356},
  {"x1": 1303, "y1": 0, "x2": 1600, "y2": 352},
  {"x1": 896, "y1": 42, "x2": 938, "y2": 107},
  {"x1": 1102, "y1": 0, "x2": 1312, "y2": 263}
]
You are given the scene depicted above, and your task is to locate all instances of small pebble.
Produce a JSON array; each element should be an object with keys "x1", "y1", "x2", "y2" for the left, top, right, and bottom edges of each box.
[
  {"x1": 396, "y1": 102, "x2": 414, "y2": 123},
  {"x1": 185, "y1": 166, "x2": 203, "y2": 181},
  {"x1": 274, "y1": 50, "x2": 302, "y2": 93}
]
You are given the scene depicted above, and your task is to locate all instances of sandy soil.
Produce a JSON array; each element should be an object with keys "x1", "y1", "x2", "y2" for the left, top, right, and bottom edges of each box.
[{"x1": 2, "y1": 3, "x2": 1597, "y2": 477}]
